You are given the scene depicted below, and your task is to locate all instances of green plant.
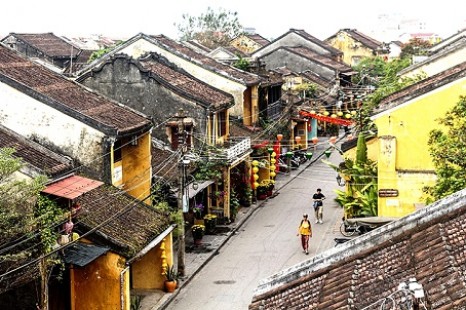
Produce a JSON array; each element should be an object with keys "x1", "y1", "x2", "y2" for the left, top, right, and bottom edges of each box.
[
  {"x1": 130, "y1": 295, "x2": 142, "y2": 310},
  {"x1": 164, "y1": 264, "x2": 179, "y2": 282}
]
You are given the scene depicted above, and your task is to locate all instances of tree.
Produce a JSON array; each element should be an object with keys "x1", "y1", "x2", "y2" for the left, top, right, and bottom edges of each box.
[
  {"x1": 175, "y1": 7, "x2": 243, "y2": 49},
  {"x1": 400, "y1": 38, "x2": 432, "y2": 60},
  {"x1": 0, "y1": 148, "x2": 64, "y2": 309},
  {"x1": 424, "y1": 96, "x2": 466, "y2": 202},
  {"x1": 324, "y1": 133, "x2": 378, "y2": 218}
]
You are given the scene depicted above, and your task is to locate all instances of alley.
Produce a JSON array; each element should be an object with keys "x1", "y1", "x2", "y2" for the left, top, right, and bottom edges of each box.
[{"x1": 164, "y1": 147, "x2": 346, "y2": 310}]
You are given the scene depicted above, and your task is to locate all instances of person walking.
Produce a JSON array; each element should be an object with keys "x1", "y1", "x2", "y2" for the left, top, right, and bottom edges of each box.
[
  {"x1": 297, "y1": 213, "x2": 312, "y2": 255},
  {"x1": 312, "y1": 188, "x2": 326, "y2": 224}
]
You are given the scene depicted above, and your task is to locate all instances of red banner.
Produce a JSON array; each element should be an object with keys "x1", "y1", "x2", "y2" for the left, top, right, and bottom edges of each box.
[{"x1": 299, "y1": 110, "x2": 354, "y2": 126}]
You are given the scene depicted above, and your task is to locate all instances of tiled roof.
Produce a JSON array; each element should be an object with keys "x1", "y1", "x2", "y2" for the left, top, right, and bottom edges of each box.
[
  {"x1": 0, "y1": 44, "x2": 152, "y2": 136},
  {"x1": 151, "y1": 141, "x2": 179, "y2": 183},
  {"x1": 0, "y1": 125, "x2": 73, "y2": 178},
  {"x1": 290, "y1": 29, "x2": 343, "y2": 57},
  {"x1": 183, "y1": 40, "x2": 212, "y2": 53},
  {"x1": 342, "y1": 29, "x2": 383, "y2": 51},
  {"x1": 64, "y1": 48, "x2": 96, "y2": 75},
  {"x1": 286, "y1": 46, "x2": 353, "y2": 72},
  {"x1": 299, "y1": 70, "x2": 333, "y2": 89},
  {"x1": 149, "y1": 34, "x2": 263, "y2": 86},
  {"x1": 374, "y1": 60, "x2": 466, "y2": 116},
  {"x1": 3, "y1": 33, "x2": 80, "y2": 58},
  {"x1": 245, "y1": 34, "x2": 270, "y2": 47},
  {"x1": 250, "y1": 189, "x2": 466, "y2": 309},
  {"x1": 139, "y1": 53, "x2": 234, "y2": 110},
  {"x1": 76, "y1": 184, "x2": 171, "y2": 258}
]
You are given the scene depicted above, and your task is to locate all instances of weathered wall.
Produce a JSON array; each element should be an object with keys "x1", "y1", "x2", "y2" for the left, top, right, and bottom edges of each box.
[
  {"x1": 81, "y1": 57, "x2": 207, "y2": 145},
  {"x1": 0, "y1": 81, "x2": 106, "y2": 181},
  {"x1": 260, "y1": 49, "x2": 336, "y2": 81},
  {"x1": 118, "y1": 38, "x2": 247, "y2": 117},
  {"x1": 326, "y1": 32, "x2": 375, "y2": 66}
]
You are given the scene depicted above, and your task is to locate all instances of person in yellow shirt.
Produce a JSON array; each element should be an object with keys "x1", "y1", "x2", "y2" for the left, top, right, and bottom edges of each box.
[{"x1": 297, "y1": 213, "x2": 312, "y2": 254}]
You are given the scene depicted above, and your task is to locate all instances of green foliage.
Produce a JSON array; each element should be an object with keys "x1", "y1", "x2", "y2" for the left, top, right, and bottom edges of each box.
[
  {"x1": 356, "y1": 132, "x2": 368, "y2": 165},
  {"x1": 0, "y1": 148, "x2": 48, "y2": 249},
  {"x1": 130, "y1": 295, "x2": 142, "y2": 310},
  {"x1": 232, "y1": 55, "x2": 250, "y2": 71},
  {"x1": 353, "y1": 56, "x2": 423, "y2": 108},
  {"x1": 35, "y1": 196, "x2": 65, "y2": 253},
  {"x1": 164, "y1": 264, "x2": 179, "y2": 281},
  {"x1": 151, "y1": 181, "x2": 177, "y2": 208},
  {"x1": 424, "y1": 96, "x2": 466, "y2": 202},
  {"x1": 88, "y1": 41, "x2": 123, "y2": 62},
  {"x1": 175, "y1": 7, "x2": 243, "y2": 49},
  {"x1": 193, "y1": 160, "x2": 225, "y2": 185},
  {"x1": 154, "y1": 201, "x2": 182, "y2": 238},
  {"x1": 324, "y1": 133, "x2": 378, "y2": 217},
  {"x1": 400, "y1": 38, "x2": 432, "y2": 60}
]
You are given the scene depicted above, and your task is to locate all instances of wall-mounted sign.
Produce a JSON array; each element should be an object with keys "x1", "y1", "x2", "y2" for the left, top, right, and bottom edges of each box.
[{"x1": 379, "y1": 189, "x2": 399, "y2": 197}]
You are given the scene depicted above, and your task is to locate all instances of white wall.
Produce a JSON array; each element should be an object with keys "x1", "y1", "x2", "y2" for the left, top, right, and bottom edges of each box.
[{"x1": 0, "y1": 82, "x2": 106, "y2": 168}]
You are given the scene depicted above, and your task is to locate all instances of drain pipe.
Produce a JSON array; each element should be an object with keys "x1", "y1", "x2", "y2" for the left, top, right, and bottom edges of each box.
[{"x1": 120, "y1": 266, "x2": 130, "y2": 310}]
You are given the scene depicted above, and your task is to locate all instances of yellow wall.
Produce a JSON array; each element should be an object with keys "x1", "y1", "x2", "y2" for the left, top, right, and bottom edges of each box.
[
  {"x1": 373, "y1": 77, "x2": 466, "y2": 217},
  {"x1": 326, "y1": 32, "x2": 380, "y2": 66},
  {"x1": 230, "y1": 36, "x2": 262, "y2": 54},
  {"x1": 343, "y1": 136, "x2": 379, "y2": 162},
  {"x1": 132, "y1": 234, "x2": 174, "y2": 290},
  {"x1": 120, "y1": 133, "x2": 152, "y2": 204},
  {"x1": 71, "y1": 252, "x2": 125, "y2": 310}
]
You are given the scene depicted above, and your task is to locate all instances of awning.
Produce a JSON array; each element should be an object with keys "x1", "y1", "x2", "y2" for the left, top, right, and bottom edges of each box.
[
  {"x1": 63, "y1": 242, "x2": 110, "y2": 267},
  {"x1": 187, "y1": 180, "x2": 214, "y2": 198},
  {"x1": 42, "y1": 175, "x2": 103, "y2": 199}
]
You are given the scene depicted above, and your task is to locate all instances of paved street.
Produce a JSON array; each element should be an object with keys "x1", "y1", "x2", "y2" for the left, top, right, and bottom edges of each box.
[{"x1": 164, "y1": 147, "x2": 347, "y2": 310}]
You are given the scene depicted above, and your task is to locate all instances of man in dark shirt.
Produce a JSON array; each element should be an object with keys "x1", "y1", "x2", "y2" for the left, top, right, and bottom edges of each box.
[{"x1": 312, "y1": 188, "x2": 326, "y2": 224}]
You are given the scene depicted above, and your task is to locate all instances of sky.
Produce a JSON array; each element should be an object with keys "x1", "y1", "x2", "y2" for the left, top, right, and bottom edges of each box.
[{"x1": 1, "y1": 1, "x2": 465, "y2": 42}]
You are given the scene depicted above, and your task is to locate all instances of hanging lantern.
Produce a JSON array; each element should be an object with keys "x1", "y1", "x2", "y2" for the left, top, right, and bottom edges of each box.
[
  {"x1": 329, "y1": 136, "x2": 337, "y2": 144},
  {"x1": 345, "y1": 114, "x2": 351, "y2": 119},
  {"x1": 252, "y1": 160, "x2": 260, "y2": 189},
  {"x1": 331, "y1": 114, "x2": 337, "y2": 118},
  {"x1": 337, "y1": 111, "x2": 343, "y2": 116},
  {"x1": 270, "y1": 171, "x2": 276, "y2": 178},
  {"x1": 270, "y1": 158, "x2": 276, "y2": 164},
  {"x1": 312, "y1": 137, "x2": 319, "y2": 145},
  {"x1": 324, "y1": 150, "x2": 332, "y2": 158},
  {"x1": 323, "y1": 111, "x2": 329, "y2": 116}
]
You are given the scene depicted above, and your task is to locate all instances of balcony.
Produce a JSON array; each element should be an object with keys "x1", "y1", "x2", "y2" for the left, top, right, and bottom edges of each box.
[{"x1": 217, "y1": 136, "x2": 252, "y2": 163}]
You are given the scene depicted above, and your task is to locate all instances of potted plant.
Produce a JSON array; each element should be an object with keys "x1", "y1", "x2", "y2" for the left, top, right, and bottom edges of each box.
[
  {"x1": 193, "y1": 203, "x2": 205, "y2": 220},
  {"x1": 163, "y1": 264, "x2": 178, "y2": 293},
  {"x1": 203, "y1": 213, "x2": 217, "y2": 234},
  {"x1": 191, "y1": 224, "x2": 205, "y2": 245}
]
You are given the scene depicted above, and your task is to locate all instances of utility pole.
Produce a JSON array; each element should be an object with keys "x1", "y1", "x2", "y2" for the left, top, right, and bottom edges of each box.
[{"x1": 175, "y1": 109, "x2": 186, "y2": 277}]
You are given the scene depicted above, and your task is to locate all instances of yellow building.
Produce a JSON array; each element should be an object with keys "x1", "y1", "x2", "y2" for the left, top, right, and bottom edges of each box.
[
  {"x1": 325, "y1": 29, "x2": 389, "y2": 66},
  {"x1": 229, "y1": 33, "x2": 270, "y2": 55},
  {"x1": 370, "y1": 61, "x2": 466, "y2": 217}
]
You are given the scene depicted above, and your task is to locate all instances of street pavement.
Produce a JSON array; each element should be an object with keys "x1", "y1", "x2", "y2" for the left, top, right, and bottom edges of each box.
[{"x1": 147, "y1": 135, "x2": 349, "y2": 310}]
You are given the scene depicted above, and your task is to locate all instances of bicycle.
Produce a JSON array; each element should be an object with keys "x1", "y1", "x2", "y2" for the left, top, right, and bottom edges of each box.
[{"x1": 339, "y1": 219, "x2": 375, "y2": 237}]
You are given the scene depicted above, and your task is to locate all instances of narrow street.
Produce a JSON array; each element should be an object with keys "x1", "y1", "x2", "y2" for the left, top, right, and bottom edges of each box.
[{"x1": 165, "y1": 148, "x2": 346, "y2": 310}]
